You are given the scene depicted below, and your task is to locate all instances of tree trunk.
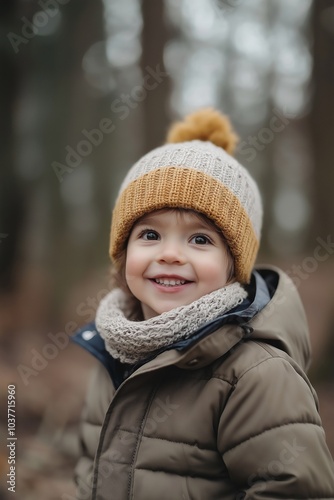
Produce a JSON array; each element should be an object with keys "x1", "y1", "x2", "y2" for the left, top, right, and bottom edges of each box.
[
  {"x1": 310, "y1": 0, "x2": 334, "y2": 241},
  {"x1": 140, "y1": 0, "x2": 171, "y2": 151}
]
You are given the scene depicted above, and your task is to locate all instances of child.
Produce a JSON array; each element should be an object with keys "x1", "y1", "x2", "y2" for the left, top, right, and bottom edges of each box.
[{"x1": 72, "y1": 109, "x2": 334, "y2": 499}]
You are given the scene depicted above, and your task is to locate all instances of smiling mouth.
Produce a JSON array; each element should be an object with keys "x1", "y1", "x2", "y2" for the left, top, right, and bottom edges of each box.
[{"x1": 151, "y1": 278, "x2": 190, "y2": 287}]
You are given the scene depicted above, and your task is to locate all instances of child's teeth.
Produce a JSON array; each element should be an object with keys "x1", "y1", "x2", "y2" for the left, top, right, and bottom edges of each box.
[{"x1": 155, "y1": 278, "x2": 185, "y2": 286}]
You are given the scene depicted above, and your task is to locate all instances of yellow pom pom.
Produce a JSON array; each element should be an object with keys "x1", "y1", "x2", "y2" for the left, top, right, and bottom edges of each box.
[{"x1": 166, "y1": 107, "x2": 239, "y2": 155}]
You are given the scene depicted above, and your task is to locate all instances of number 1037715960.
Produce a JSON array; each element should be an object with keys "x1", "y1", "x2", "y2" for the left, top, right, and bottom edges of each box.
[{"x1": 7, "y1": 385, "x2": 16, "y2": 436}]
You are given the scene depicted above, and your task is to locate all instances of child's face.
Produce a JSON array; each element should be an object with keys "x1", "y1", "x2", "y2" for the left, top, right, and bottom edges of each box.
[{"x1": 125, "y1": 210, "x2": 232, "y2": 319}]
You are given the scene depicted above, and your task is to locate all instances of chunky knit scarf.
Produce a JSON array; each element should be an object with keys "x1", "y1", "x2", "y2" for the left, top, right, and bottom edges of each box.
[{"x1": 95, "y1": 283, "x2": 247, "y2": 364}]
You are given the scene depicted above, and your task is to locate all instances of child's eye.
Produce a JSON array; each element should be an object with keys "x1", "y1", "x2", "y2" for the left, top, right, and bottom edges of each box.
[
  {"x1": 190, "y1": 234, "x2": 212, "y2": 245},
  {"x1": 140, "y1": 229, "x2": 159, "y2": 241}
]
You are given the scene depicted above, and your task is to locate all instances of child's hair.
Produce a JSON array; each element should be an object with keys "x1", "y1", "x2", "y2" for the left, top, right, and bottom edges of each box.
[{"x1": 109, "y1": 108, "x2": 263, "y2": 285}]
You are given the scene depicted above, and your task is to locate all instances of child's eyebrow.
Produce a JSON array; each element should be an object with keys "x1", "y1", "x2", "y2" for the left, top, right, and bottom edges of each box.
[{"x1": 189, "y1": 222, "x2": 219, "y2": 234}]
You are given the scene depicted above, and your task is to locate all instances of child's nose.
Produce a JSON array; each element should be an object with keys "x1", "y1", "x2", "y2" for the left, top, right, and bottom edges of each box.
[{"x1": 157, "y1": 241, "x2": 186, "y2": 264}]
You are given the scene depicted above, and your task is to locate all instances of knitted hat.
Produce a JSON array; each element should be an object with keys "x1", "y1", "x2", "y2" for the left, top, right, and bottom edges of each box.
[{"x1": 110, "y1": 108, "x2": 262, "y2": 283}]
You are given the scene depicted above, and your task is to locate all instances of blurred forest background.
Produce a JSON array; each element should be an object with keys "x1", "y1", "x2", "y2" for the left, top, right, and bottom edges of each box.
[{"x1": 0, "y1": 0, "x2": 334, "y2": 498}]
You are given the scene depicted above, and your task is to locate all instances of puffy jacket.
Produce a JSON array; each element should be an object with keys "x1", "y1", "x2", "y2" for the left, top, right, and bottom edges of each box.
[{"x1": 72, "y1": 267, "x2": 334, "y2": 499}]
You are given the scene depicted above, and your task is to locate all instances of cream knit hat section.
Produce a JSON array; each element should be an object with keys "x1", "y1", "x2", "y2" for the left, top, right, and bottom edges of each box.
[{"x1": 109, "y1": 109, "x2": 263, "y2": 284}]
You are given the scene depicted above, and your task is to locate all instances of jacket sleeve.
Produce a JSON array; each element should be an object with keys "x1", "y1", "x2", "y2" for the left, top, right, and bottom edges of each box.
[
  {"x1": 74, "y1": 363, "x2": 115, "y2": 500},
  {"x1": 217, "y1": 348, "x2": 334, "y2": 499}
]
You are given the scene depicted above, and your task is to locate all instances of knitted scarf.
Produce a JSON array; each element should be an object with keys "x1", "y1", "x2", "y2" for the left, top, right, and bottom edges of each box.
[{"x1": 95, "y1": 282, "x2": 247, "y2": 364}]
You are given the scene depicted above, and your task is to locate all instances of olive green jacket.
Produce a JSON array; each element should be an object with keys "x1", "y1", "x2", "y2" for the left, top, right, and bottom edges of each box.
[{"x1": 74, "y1": 267, "x2": 334, "y2": 499}]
